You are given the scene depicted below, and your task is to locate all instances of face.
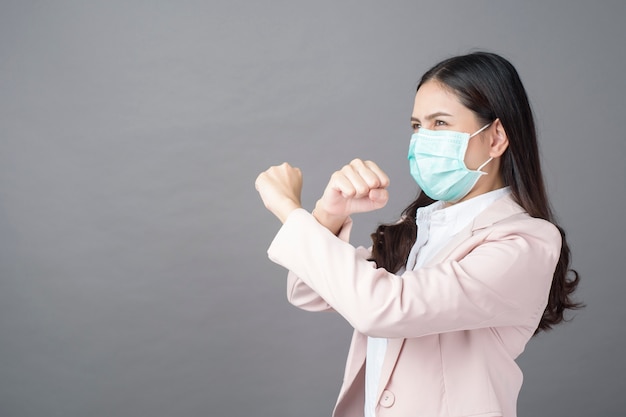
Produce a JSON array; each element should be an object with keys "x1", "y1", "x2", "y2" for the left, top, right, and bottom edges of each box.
[
  {"x1": 411, "y1": 80, "x2": 509, "y2": 202},
  {"x1": 411, "y1": 80, "x2": 492, "y2": 171}
]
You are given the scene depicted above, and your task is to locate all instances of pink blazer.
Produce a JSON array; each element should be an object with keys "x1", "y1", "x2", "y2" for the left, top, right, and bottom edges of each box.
[{"x1": 267, "y1": 195, "x2": 561, "y2": 417}]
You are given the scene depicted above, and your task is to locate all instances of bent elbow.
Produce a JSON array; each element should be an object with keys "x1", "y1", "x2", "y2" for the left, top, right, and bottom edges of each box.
[
  {"x1": 286, "y1": 280, "x2": 333, "y2": 312},
  {"x1": 353, "y1": 319, "x2": 377, "y2": 336},
  {"x1": 350, "y1": 312, "x2": 397, "y2": 338}
]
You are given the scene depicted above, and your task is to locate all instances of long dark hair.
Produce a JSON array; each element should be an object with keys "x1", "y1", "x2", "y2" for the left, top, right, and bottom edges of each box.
[{"x1": 370, "y1": 52, "x2": 581, "y2": 333}]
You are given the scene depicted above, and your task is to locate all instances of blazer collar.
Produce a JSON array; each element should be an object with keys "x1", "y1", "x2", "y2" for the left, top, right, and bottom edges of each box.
[
  {"x1": 471, "y1": 193, "x2": 526, "y2": 230},
  {"x1": 425, "y1": 194, "x2": 526, "y2": 267}
]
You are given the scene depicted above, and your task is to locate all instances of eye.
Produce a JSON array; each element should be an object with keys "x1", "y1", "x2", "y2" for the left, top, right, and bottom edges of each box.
[
  {"x1": 434, "y1": 120, "x2": 447, "y2": 127},
  {"x1": 411, "y1": 122, "x2": 421, "y2": 132}
]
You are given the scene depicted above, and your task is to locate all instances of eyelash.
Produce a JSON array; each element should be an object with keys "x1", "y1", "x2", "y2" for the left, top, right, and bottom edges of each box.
[{"x1": 411, "y1": 120, "x2": 447, "y2": 130}]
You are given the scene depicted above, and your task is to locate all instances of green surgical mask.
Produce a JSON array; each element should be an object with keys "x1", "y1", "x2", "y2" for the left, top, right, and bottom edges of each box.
[{"x1": 407, "y1": 123, "x2": 492, "y2": 202}]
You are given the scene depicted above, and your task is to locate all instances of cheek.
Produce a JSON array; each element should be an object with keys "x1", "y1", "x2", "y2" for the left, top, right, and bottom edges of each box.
[{"x1": 463, "y1": 137, "x2": 489, "y2": 169}]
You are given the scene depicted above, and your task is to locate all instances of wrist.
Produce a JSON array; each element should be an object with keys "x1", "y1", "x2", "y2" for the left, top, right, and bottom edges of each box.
[
  {"x1": 276, "y1": 200, "x2": 301, "y2": 224},
  {"x1": 312, "y1": 201, "x2": 347, "y2": 235}
]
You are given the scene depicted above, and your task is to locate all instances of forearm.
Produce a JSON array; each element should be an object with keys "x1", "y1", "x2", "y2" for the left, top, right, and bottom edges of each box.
[
  {"x1": 285, "y1": 211, "x2": 354, "y2": 311},
  {"x1": 268, "y1": 209, "x2": 560, "y2": 338}
]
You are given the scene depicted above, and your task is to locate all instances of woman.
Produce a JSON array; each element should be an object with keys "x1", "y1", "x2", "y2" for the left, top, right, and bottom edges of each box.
[{"x1": 255, "y1": 52, "x2": 580, "y2": 417}]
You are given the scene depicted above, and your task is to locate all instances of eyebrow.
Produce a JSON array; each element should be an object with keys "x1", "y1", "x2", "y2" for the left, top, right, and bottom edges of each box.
[{"x1": 411, "y1": 112, "x2": 453, "y2": 123}]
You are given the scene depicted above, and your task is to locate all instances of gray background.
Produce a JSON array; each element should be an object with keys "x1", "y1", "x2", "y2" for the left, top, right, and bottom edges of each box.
[{"x1": 1, "y1": 1, "x2": 624, "y2": 416}]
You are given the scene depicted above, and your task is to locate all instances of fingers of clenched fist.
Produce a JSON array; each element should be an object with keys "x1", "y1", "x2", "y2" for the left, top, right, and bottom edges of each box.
[
  {"x1": 255, "y1": 162, "x2": 303, "y2": 223},
  {"x1": 317, "y1": 159, "x2": 390, "y2": 219},
  {"x1": 255, "y1": 162, "x2": 302, "y2": 192},
  {"x1": 333, "y1": 159, "x2": 390, "y2": 198},
  {"x1": 255, "y1": 159, "x2": 389, "y2": 225}
]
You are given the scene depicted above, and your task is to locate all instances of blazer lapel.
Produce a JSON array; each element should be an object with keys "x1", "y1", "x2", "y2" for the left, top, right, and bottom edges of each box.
[
  {"x1": 425, "y1": 194, "x2": 525, "y2": 267},
  {"x1": 425, "y1": 225, "x2": 474, "y2": 266},
  {"x1": 376, "y1": 338, "x2": 405, "y2": 402}
]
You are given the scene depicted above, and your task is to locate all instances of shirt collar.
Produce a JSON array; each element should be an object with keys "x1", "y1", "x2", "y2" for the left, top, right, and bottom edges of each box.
[{"x1": 417, "y1": 187, "x2": 511, "y2": 234}]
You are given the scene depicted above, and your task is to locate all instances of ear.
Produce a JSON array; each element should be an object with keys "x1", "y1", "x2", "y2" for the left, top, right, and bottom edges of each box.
[{"x1": 488, "y1": 118, "x2": 509, "y2": 157}]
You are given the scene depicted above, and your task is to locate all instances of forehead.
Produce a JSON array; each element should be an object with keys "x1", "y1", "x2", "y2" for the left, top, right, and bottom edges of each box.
[{"x1": 412, "y1": 80, "x2": 469, "y2": 118}]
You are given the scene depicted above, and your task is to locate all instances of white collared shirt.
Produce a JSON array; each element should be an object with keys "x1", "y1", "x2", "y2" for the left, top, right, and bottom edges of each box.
[{"x1": 364, "y1": 187, "x2": 511, "y2": 417}]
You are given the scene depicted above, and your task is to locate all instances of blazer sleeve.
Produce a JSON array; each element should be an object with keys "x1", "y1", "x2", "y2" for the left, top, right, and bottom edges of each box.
[
  {"x1": 286, "y1": 215, "x2": 372, "y2": 312},
  {"x1": 268, "y1": 208, "x2": 561, "y2": 338}
]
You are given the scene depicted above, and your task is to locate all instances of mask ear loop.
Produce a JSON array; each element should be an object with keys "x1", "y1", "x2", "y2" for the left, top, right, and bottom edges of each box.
[
  {"x1": 470, "y1": 122, "x2": 495, "y2": 173},
  {"x1": 476, "y1": 157, "x2": 493, "y2": 173},
  {"x1": 469, "y1": 122, "x2": 493, "y2": 138}
]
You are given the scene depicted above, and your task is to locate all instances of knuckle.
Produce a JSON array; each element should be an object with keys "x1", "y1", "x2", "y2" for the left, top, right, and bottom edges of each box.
[
  {"x1": 355, "y1": 184, "x2": 369, "y2": 195},
  {"x1": 368, "y1": 178, "x2": 381, "y2": 188},
  {"x1": 340, "y1": 165, "x2": 353, "y2": 174}
]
